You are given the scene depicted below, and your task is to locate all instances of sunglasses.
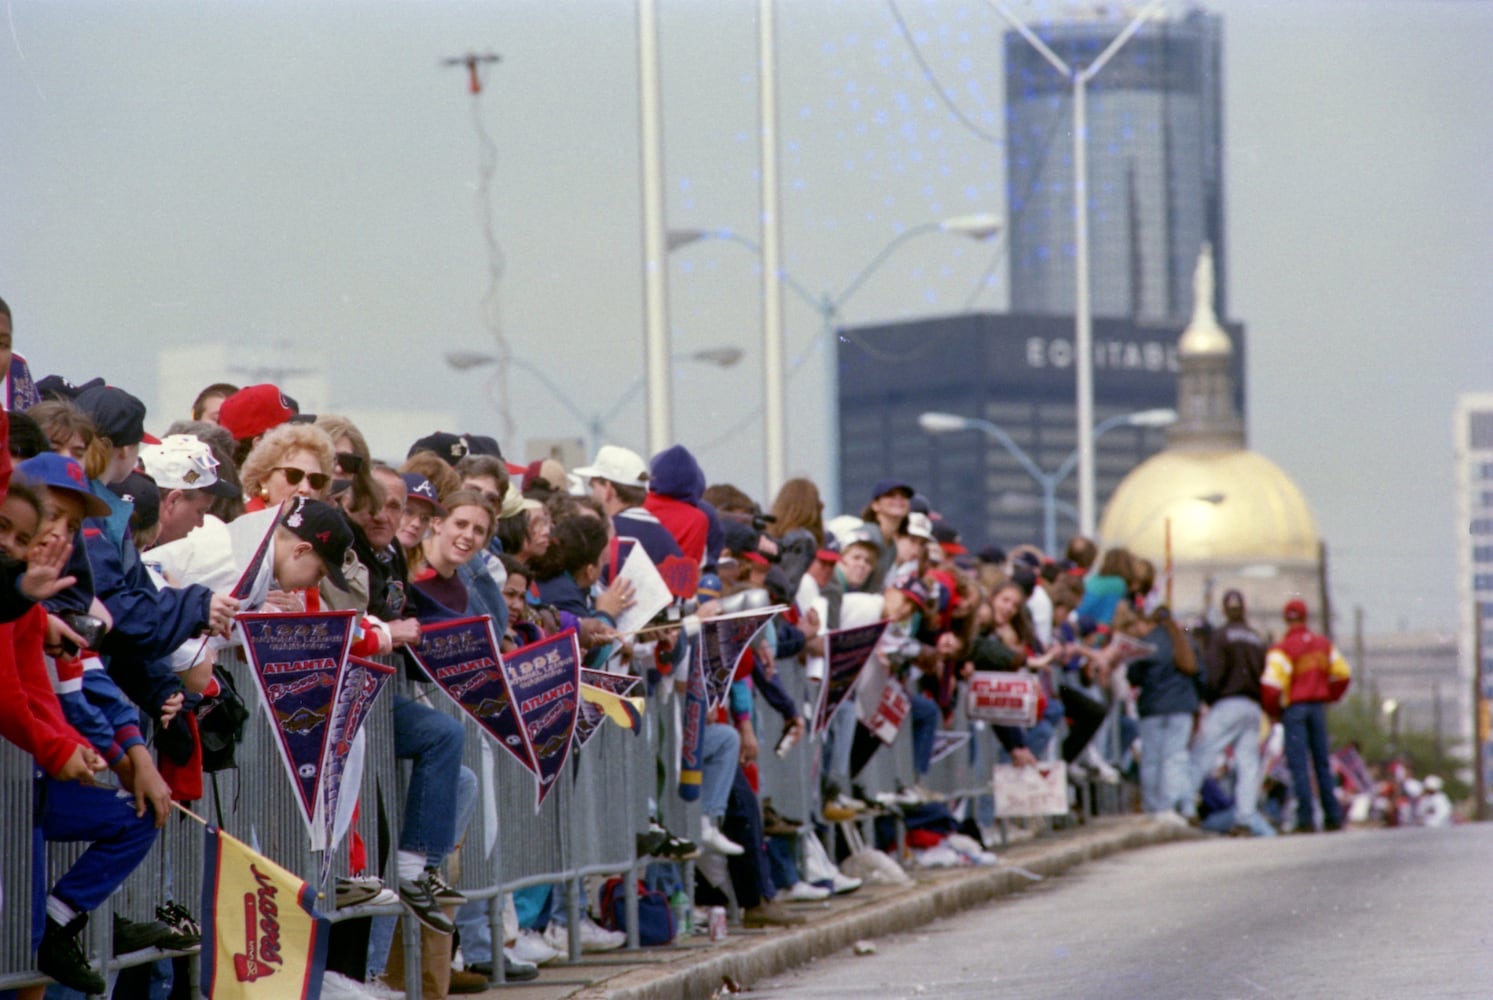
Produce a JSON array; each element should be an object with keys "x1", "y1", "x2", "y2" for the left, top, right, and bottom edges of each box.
[
  {"x1": 335, "y1": 451, "x2": 364, "y2": 474},
  {"x1": 275, "y1": 467, "x2": 331, "y2": 491}
]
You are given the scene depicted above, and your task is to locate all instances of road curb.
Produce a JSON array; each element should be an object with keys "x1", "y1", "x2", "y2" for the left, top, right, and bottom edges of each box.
[{"x1": 565, "y1": 817, "x2": 1193, "y2": 1000}]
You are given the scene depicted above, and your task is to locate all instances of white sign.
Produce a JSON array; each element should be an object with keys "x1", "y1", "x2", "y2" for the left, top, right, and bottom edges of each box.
[{"x1": 993, "y1": 762, "x2": 1068, "y2": 817}]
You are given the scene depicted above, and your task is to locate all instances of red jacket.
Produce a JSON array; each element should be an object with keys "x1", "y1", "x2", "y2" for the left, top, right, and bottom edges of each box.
[{"x1": 1262, "y1": 625, "x2": 1351, "y2": 716}]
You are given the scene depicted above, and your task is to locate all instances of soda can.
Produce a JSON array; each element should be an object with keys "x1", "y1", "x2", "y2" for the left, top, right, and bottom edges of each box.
[{"x1": 708, "y1": 905, "x2": 728, "y2": 941}]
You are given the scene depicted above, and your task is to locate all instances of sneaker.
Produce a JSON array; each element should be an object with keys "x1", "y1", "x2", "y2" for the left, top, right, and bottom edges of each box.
[
  {"x1": 511, "y1": 927, "x2": 561, "y2": 965},
  {"x1": 397, "y1": 874, "x2": 456, "y2": 934},
  {"x1": 502, "y1": 948, "x2": 541, "y2": 980},
  {"x1": 762, "y1": 800, "x2": 803, "y2": 836},
  {"x1": 781, "y1": 880, "x2": 831, "y2": 902},
  {"x1": 544, "y1": 916, "x2": 625, "y2": 954},
  {"x1": 699, "y1": 815, "x2": 744, "y2": 856},
  {"x1": 154, "y1": 900, "x2": 203, "y2": 949},
  {"x1": 113, "y1": 913, "x2": 174, "y2": 955},
  {"x1": 448, "y1": 968, "x2": 491, "y2": 994},
  {"x1": 39, "y1": 913, "x2": 106, "y2": 995},
  {"x1": 822, "y1": 800, "x2": 859, "y2": 822},
  {"x1": 829, "y1": 871, "x2": 863, "y2": 894},
  {"x1": 423, "y1": 869, "x2": 468, "y2": 905},
  {"x1": 335, "y1": 876, "x2": 391, "y2": 909},
  {"x1": 637, "y1": 821, "x2": 700, "y2": 861},
  {"x1": 742, "y1": 901, "x2": 807, "y2": 928}
]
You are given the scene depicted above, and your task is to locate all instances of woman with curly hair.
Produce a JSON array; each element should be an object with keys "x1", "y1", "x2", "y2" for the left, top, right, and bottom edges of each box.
[{"x1": 239, "y1": 423, "x2": 335, "y2": 512}]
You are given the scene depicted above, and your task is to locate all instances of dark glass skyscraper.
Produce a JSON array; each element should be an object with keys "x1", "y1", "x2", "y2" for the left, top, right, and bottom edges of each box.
[{"x1": 1005, "y1": 8, "x2": 1225, "y2": 326}]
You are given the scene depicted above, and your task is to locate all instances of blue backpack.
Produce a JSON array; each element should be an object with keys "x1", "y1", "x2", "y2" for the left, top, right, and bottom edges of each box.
[{"x1": 599, "y1": 877, "x2": 676, "y2": 946}]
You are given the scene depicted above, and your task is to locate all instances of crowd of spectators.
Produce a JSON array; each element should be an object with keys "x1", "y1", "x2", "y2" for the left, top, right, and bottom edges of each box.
[{"x1": 0, "y1": 290, "x2": 1426, "y2": 999}]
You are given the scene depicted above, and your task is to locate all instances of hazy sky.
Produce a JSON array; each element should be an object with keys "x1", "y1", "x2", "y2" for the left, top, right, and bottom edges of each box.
[{"x1": 3, "y1": 0, "x2": 1490, "y2": 635}]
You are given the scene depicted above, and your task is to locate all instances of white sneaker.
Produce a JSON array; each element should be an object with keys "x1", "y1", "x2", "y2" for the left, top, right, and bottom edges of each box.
[
  {"x1": 503, "y1": 893, "x2": 520, "y2": 945},
  {"x1": 576, "y1": 915, "x2": 625, "y2": 952},
  {"x1": 781, "y1": 880, "x2": 831, "y2": 902},
  {"x1": 829, "y1": 871, "x2": 863, "y2": 894},
  {"x1": 699, "y1": 815, "x2": 745, "y2": 856},
  {"x1": 511, "y1": 928, "x2": 561, "y2": 965}
]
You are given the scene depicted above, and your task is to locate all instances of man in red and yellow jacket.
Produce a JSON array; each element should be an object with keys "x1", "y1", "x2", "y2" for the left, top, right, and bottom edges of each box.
[{"x1": 1262, "y1": 598, "x2": 1351, "y2": 833}]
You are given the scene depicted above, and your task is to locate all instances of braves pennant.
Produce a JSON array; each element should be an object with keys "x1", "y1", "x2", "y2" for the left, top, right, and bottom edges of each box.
[
  {"x1": 237, "y1": 611, "x2": 357, "y2": 839},
  {"x1": 698, "y1": 607, "x2": 782, "y2": 710},
  {"x1": 811, "y1": 620, "x2": 887, "y2": 738},
  {"x1": 414, "y1": 615, "x2": 535, "y2": 774},
  {"x1": 503, "y1": 630, "x2": 582, "y2": 811},
  {"x1": 575, "y1": 669, "x2": 643, "y2": 749}
]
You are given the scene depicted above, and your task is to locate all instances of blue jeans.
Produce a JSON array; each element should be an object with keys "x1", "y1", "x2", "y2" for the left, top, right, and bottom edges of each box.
[
  {"x1": 393, "y1": 695, "x2": 465, "y2": 864},
  {"x1": 765, "y1": 833, "x2": 801, "y2": 891},
  {"x1": 1282, "y1": 701, "x2": 1341, "y2": 830},
  {"x1": 909, "y1": 694, "x2": 939, "y2": 776},
  {"x1": 368, "y1": 764, "x2": 477, "y2": 977},
  {"x1": 1137, "y1": 713, "x2": 1193, "y2": 814},
  {"x1": 1189, "y1": 697, "x2": 1264, "y2": 824},
  {"x1": 700, "y1": 723, "x2": 739, "y2": 821}
]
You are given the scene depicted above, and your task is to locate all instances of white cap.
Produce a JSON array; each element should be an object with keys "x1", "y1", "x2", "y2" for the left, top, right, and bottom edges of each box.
[
  {"x1": 139, "y1": 434, "x2": 237, "y2": 498},
  {"x1": 572, "y1": 445, "x2": 649, "y2": 486},
  {"x1": 1424, "y1": 775, "x2": 1443, "y2": 792},
  {"x1": 906, "y1": 512, "x2": 934, "y2": 541}
]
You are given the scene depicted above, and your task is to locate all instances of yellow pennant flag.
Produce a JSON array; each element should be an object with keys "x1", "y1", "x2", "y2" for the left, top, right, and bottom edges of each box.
[
  {"x1": 580, "y1": 683, "x2": 645, "y2": 731},
  {"x1": 200, "y1": 825, "x2": 329, "y2": 999}
]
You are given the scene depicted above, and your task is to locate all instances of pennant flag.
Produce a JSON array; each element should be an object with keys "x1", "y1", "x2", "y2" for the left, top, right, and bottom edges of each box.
[
  {"x1": 677, "y1": 637, "x2": 706, "y2": 802},
  {"x1": 502, "y1": 630, "x2": 582, "y2": 811},
  {"x1": 866, "y1": 679, "x2": 912, "y2": 745},
  {"x1": 238, "y1": 611, "x2": 357, "y2": 838},
  {"x1": 1107, "y1": 632, "x2": 1158, "y2": 666},
  {"x1": 929, "y1": 729, "x2": 971, "y2": 766},
  {"x1": 811, "y1": 620, "x2": 887, "y2": 738},
  {"x1": 965, "y1": 671, "x2": 1043, "y2": 727},
  {"x1": 201, "y1": 825, "x2": 329, "y2": 1000},
  {"x1": 576, "y1": 669, "x2": 643, "y2": 749},
  {"x1": 317, "y1": 655, "x2": 395, "y2": 881},
  {"x1": 698, "y1": 606, "x2": 782, "y2": 710},
  {"x1": 414, "y1": 615, "x2": 535, "y2": 774}
]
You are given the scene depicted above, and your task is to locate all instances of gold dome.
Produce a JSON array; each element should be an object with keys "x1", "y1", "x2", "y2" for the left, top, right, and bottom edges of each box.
[{"x1": 1098, "y1": 448, "x2": 1319, "y2": 563}]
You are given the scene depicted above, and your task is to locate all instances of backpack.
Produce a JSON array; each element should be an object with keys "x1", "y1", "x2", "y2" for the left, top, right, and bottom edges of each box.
[
  {"x1": 197, "y1": 665, "x2": 250, "y2": 772},
  {"x1": 598, "y1": 876, "x2": 675, "y2": 946}
]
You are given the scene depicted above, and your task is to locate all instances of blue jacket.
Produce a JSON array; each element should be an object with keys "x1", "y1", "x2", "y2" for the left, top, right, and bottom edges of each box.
[{"x1": 1126, "y1": 627, "x2": 1201, "y2": 718}]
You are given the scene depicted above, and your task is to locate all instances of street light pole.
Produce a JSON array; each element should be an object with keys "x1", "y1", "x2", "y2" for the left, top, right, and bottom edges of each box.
[
  {"x1": 637, "y1": 0, "x2": 672, "y2": 456},
  {"x1": 988, "y1": 0, "x2": 1164, "y2": 537},
  {"x1": 918, "y1": 407, "x2": 1174, "y2": 555},
  {"x1": 758, "y1": 0, "x2": 788, "y2": 499}
]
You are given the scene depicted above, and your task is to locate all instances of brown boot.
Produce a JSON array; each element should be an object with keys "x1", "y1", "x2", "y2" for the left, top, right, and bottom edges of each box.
[{"x1": 742, "y1": 901, "x2": 807, "y2": 928}]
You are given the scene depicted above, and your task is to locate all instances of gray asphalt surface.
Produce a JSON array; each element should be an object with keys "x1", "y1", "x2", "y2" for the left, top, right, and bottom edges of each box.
[{"x1": 751, "y1": 824, "x2": 1493, "y2": 1000}]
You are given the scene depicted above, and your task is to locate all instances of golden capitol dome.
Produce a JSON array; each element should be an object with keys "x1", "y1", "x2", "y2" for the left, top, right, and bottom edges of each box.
[
  {"x1": 1098, "y1": 449, "x2": 1319, "y2": 563},
  {"x1": 1099, "y1": 244, "x2": 1320, "y2": 568}
]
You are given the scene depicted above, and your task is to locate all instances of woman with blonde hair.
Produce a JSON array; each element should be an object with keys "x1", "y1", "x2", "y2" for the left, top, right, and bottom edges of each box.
[
  {"x1": 239, "y1": 423, "x2": 336, "y2": 512},
  {"x1": 316, "y1": 414, "x2": 380, "y2": 519}
]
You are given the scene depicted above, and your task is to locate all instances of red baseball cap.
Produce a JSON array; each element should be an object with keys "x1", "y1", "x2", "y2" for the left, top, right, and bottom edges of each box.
[
  {"x1": 218, "y1": 383, "x2": 303, "y2": 441},
  {"x1": 1283, "y1": 598, "x2": 1308, "y2": 622}
]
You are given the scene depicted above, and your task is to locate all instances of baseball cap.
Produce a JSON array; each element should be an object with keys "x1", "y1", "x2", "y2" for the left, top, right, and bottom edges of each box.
[
  {"x1": 462, "y1": 433, "x2": 503, "y2": 460},
  {"x1": 814, "y1": 535, "x2": 842, "y2": 563},
  {"x1": 1221, "y1": 589, "x2": 1245, "y2": 611},
  {"x1": 75, "y1": 385, "x2": 160, "y2": 447},
  {"x1": 573, "y1": 445, "x2": 650, "y2": 486},
  {"x1": 139, "y1": 434, "x2": 239, "y2": 498},
  {"x1": 896, "y1": 578, "x2": 933, "y2": 612},
  {"x1": 905, "y1": 512, "x2": 934, "y2": 541},
  {"x1": 16, "y1": 453, "x2": 112, "y2": 518},
  {"x1": 869, "y1": 478, "x2": 915, "y2": 502},
  {"x1": 278, "y1": 496, "x2": 354, "y2": 591},
  {"x1": 219, "y1": 384, "x2": 304, "y2": 442},
  {"x1": 108, "y1": 471, "x2": 161, "y2": 533},
  {"x1": 408, "y1": 431, "x2": 468, "y2": 463},
  {"x1": 400, "y1": 473, "x2": 448, "y2": 516},
  {"x1": 1283, "y1": 598, "x2": 1308, "y2": 622}
]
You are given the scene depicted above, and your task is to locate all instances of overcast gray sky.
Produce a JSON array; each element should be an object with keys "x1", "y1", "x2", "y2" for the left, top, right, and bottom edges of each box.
[{"x1": 3, "y1": 0, "x2": 1489, "y2": 635}]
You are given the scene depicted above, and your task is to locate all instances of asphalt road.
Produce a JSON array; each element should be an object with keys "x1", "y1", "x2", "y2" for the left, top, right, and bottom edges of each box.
[{"x1": 752, "y1": 823, "x2": 1493, "y2": 1000}]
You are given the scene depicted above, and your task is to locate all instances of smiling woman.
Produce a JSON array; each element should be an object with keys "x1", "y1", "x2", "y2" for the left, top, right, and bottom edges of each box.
[{"x1": 412, "y1": 489, "x2": 496, "y2": 616}]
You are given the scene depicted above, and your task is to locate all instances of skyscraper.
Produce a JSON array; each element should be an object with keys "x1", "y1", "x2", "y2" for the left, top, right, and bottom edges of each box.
[
  {"x1": 1455, "y1": 393, "x2": 1493, "y2": 813},
  {"x1": 1005, "y1": 6, "x2": 1225, "y2": 326}
]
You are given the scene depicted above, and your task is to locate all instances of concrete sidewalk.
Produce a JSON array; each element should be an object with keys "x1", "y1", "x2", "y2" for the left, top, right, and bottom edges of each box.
[{"x1": 451, "y1": 815, "x2": 1194, "y2": 1000}]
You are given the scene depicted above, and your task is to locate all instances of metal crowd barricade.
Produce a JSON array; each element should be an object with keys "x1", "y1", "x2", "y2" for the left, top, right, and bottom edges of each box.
[{"x1": 0, "y1": 740, "x2": 37, "y2": 990}]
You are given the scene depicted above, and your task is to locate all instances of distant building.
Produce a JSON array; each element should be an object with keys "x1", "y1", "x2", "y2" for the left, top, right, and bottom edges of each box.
[
  {"x1": 834, "y1": 308, "x2": 1245, "y2": 552},
  {"x1": 1358, "y1": 629, "x2": 1462, "y2": 761},
  {"x1": 1005, "y1": 6, "x2": 1226, "y2": 327},
  {"x1": 1454, "y1": 393, "x2": 1493, "y2": 809},
  {"x1": 1100, "y1": 246, "x2": 1315, "y2": 626}
]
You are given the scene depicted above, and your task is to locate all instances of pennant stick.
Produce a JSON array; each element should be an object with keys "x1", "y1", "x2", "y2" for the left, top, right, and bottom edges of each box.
[
  {"x1": 619, "y1": 604, "x2": 791, "y2": 638},
  {"x1": 172, "y1": 801, "x2": 210, "y2": 827}
]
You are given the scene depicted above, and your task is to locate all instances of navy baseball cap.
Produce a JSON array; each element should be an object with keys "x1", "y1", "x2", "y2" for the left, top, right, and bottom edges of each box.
[
  {"x1": 75, "y1": 385, "x2": 160, "y2": 447},
  {"x1": 16, "y1": 453, "x2": 112, "y2": 518},
  {"x1": 408, "y1": 432, "x2": 468, "y2": 463},
  {"x1": 869, "y1": 478, "x2": 915, "y2": 501},
  {"x1": 278, "y1": 496, "x2": 354, "y2": 591},
  {"x1": 400, "y1": 473, "x2": 447, "y2": 515}
]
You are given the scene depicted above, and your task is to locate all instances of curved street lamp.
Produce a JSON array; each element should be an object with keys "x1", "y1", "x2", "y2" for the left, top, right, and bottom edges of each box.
[
  {"x1": 445, "y1": 346, "x2": 742, "y2": 457},
  {"x1": 671, "y1": 213, "x2": 1003, "y2": 507},
  {"x1": 917, "y1": 406, "x2": 1177, "y2": 555}
]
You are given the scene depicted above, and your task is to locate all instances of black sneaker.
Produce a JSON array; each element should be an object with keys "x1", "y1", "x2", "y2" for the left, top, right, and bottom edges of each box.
[
  {"x1": 39, "y1": 913, "x2": 106, "y2": 995},
  {"x1": 113, "y1": 913, "x2": 173, "y2": 955},
  {"x1": 423, "y1": 869, "x2": 468, "y2": 905},
  {"x1": 637, "y1": 821, "x2": 699, "y2": 861},
  {"x1": 153, "y1": 901, "x2": 203, "y2": 950},
  {"x1": 398, "y1": 874, "x2": 456, "y2": 934},
  {"x1": 503, "y1": 951, "x2": 540, "y2": 982}
]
